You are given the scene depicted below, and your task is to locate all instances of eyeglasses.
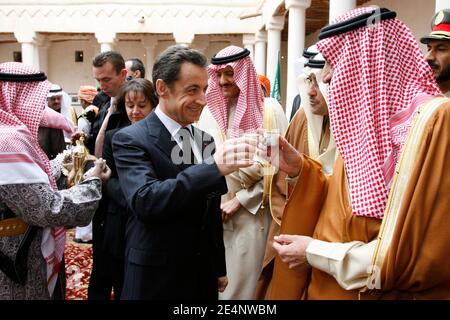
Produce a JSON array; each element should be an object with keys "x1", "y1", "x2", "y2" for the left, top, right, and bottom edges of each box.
[{"x1": 305, "y1": 75, "x2": 319, "y2": 88}]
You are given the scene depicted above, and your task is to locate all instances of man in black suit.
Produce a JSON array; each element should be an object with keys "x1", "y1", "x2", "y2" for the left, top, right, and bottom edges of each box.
[
  {"x1": 112, "y1": 45, "x2": 257, "y2": 300},
  {"x1": 88, "y1": 51, "x2": 127, "y2": 156},
  {"x1": 88, "y1": 51, "x2": 127, "y2": 300}
]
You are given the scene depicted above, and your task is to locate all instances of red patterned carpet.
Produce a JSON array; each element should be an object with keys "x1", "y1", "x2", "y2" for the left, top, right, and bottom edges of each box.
[{"x1": 64, "y1": 229, "x2": 92, "y2": 300}]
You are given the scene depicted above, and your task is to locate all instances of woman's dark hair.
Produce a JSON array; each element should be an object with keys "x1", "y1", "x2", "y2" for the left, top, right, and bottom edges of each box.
[{"x1": 116, "y1": 78, "x2": 158, "y2": 120}]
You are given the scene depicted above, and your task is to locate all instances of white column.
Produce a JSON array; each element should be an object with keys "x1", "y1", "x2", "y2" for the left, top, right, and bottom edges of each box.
[
  {"x1": 265, "y1": 15, "x2": 285, "y2": 86},
  {"x1": 254, "y1": 30, "x2": 267, "y2": 75},
  {"x1": 39, "y1": 43, "x2": 50, "y2": 75},
  {"x1": 141, "y1": 35, "x2": 158, "y2": 79},
  {"x1": 33, "y1": 40, "x2": 42, "y2": 71},
  {"x1": 173, "y1": 28, "x2": 194, "y2": 47},
  {"x1": 285, "y1": 0, "x2": 311, "y2": 117},
  {"x1": 242, "y1": 34, "x2": 255, "y2": 62},
  {"x1": 14, "y1": 30, "x2": 41, "y2": 69},
  {"x1": 95, "y1": 31, "x2": 117, "y2": 53},
  {"x1": 21, "y1": 43, "x2": 36, "y2": 68},
  {"x1": 436, "y1": 0, "x2": 450, "y2": 12},
  {"x1": 100, "y1": 43, "x2": 114, "y2": 52},
  {"x1": 329, "y1": 0, "x2": 356, "y2": 22}
]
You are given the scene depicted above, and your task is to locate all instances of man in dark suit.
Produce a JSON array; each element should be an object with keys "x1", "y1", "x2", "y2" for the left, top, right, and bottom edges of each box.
[
  {"x1": 112, "y1": 45, "x2": 257, "y2": 300},
  {"x1": 88, "y1": 51, "x2": 127, "y2": 300},
  {"x1": 88, "y1": 51, "x2": 127, "y2": 156}
]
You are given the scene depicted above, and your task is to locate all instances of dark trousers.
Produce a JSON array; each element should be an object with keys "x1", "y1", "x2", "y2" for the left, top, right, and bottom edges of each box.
[
  {"x1": 88, "y1": 246, "x2": 124, "y2": 300},
  {"x1": 52, "y1": 256, "x2": 66, "y2": 300},
  {"x1": 87, "y1": 213, "x2": 124, "y2": 300}
]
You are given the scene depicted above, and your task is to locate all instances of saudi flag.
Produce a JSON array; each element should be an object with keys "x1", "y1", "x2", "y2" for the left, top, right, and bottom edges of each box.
[{"x1": 271, "y1": 50, "x2": 281, "y2": 102}]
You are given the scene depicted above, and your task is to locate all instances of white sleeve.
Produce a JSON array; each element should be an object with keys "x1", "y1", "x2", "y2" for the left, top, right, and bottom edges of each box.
[
  {"x1": 305, "y1": 239, "x2": 376, "y2": 290},
  {"x1": 77, "y1": 117, "x2": 91, "y2": 135}
]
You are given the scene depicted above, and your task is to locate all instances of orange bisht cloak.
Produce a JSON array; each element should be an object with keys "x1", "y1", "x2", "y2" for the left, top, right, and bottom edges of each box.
[
  {"x1": 269, "y1": 155, "x2": 329, "y2": 299},
  {"x1": 372, "y1": 100, "x2": 450, "y2": 299},
  {"x1": 269, "y1": 100, "x2": 450, "y2": 300},
  {"x1": 255, "y1": 110, "x2": 309, "y2": 299}
]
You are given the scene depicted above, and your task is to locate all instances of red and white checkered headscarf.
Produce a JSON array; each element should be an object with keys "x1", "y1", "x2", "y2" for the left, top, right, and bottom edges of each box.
[
  {"x1": 206, "y1": 46, "x2": 264, "y2": 137},
  {"x1": 316, "y1": 8, "x2": 441, "y2": 219},
  {"x1": 40, "y1": 106, "x2": 75, "y2": 134},
  {"x1": 0, "y1": 62, "x2": 66, "y2": 296}
]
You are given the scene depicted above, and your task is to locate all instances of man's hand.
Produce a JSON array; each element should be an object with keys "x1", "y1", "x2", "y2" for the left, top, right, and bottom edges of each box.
[
  {"x1": 272, "y1": 234, "x2": 313, "y2": 272},
  {"x1": 277, "y1": 136, "x2": 303, "y2": 177},
  {"x1": 221, "y1": 197, "x2": 241, "y2": 223},
  {"x1": 214, "y1": 136, "x2": 257, "y2": 176},
  {"x1": 256, "y1": 131, "x2": 302, "y2": 177},
  {"x1": 89, "y1": 158, "x2": 111, "y2": 184},
  {"x1": 217, "y1": 276, "x2": 228, "y2": 293}
]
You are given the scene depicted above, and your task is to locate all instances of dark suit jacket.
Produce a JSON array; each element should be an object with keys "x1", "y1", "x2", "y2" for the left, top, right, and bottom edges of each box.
[
  {"x1": 112, "y1": 111, "x2": 228, "y2": 300},
  {"x1": 102, "y1": 127, "x2": 129, "y2": 259}
]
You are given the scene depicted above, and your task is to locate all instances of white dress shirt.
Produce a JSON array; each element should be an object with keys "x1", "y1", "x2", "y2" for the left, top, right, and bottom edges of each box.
[{"x1": 154, "y1": 106, "x2": 202, "y2": 163}]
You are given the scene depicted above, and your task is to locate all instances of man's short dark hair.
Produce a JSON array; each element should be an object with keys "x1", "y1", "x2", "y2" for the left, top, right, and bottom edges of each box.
[
  {"x1": 92, "y1": 51, "x2": 125, "y2": 75},
  {"x1": 152, "y1": 45, "x2": 207, "y2": 94},
  {"x1": 126, "y1": 58, "x2": 146, "y2": 78}
]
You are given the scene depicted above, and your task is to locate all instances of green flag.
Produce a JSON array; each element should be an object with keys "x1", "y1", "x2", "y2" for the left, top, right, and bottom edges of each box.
[{"x1": 271, "y1": 50, "x2": 281, "y2": 102}]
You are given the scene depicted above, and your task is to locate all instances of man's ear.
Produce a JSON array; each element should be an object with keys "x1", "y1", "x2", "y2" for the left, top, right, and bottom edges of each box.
[
  {"x1": 156, "y1": 79, "x2": 168, "y2": 98},
  {"x1": 120, "y1": 68, "x2": 128, "y2": 80}
]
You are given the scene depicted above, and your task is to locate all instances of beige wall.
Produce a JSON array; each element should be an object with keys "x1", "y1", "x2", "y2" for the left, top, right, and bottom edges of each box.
[
  {"x1": 0, "y1": 41, "x2": 21, "y2": 63},
  {"x1": 47, "y1": 38, "x2": 98, "y2": 95},
  {"x1": 116, "y1": 41, "x2": 146, "y2": 69},
  {"x1": 365, "y1": 0, "x2": 434, "y2": 52},
  {"x1": 200, "y1": 36, "x2": 243, "y2": 60},
  {"x1": 204, "y1": 41, "x2": 232, "y2": 60}
]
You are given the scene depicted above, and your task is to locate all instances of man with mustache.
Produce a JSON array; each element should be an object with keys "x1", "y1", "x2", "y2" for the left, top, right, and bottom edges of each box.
[
  {"x1": 421, "y1": 9, "x2": 450, "y2": 96},
  {"x1": 256, "y1": 48, "x2": 337, "y2": 299},
  {"x1": 197, "y1": 45, "x2": 287, "y2": 299},
  {"x1": 267, "y1": 7, "x2": 450, "y2": 300}
]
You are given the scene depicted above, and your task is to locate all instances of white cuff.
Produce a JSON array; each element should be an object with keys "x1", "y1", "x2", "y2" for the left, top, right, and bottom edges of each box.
[
  {"x1": 306, "y1": 239, "x2": 377, "y2": 290},
  {"x1": 285, "y1": 174, "x2": 299, "y2": 186}
]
